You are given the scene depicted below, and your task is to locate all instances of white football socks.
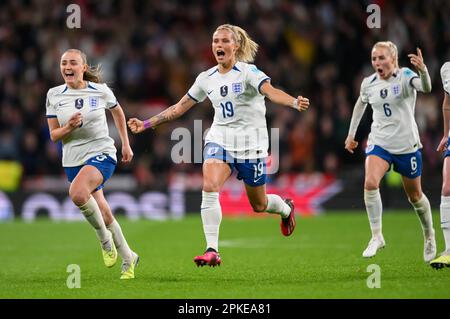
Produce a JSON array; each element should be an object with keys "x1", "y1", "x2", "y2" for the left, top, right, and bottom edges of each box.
[
  {"x1": 440, "y1": 196, "x2": 450, "y2": 252},
  {"x1": 409, "y1": 193, "x2": 434, "y2": 239},
  {"x1": 201, "y1": 191, "x2": 222, "y2": 252},
  {"x1": 78, "y1": 196, "x2": 111, "y2": 250},
  {"x1": 364, "y1": 189, "x2": 383, "y2": 238},
  {"x1": 107, "y1": 219, "x2": 132, "y2": 262},
  {"x1": 265, "y1": 194, "x2": 291, "y2": 218}
]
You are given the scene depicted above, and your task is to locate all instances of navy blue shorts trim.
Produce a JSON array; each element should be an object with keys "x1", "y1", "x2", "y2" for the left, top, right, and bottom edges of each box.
[
  {"x1": 203, "y1": 143, "x2": 266, "y2": 186},
  {"x1": 444, "y1": 137, "x2": 450, "y2": 158},
  {"x1": 64, "y1": 154, "x2": 116, "y2": 191},
  {"x1": 365, "y1": 145, "x2": 422, "y2": 178}
]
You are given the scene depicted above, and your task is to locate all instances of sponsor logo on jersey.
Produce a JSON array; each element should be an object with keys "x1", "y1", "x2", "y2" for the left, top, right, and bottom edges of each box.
[
  {"x1": 89, "y1": 97, "x2": 99, "y2": 109},
  {"x1": 392, "y1": 84, "x2": 401, "y2": 97},
  {"x1": 380, "y1": 88, "x2": 388, "y2": 99},
  {"x1": 232, "y1": 82, "x2": 243, "y2": 94},
  {"x1": 220, "y1": 85, "x2": 228, "y2": 97},
  {"x1": 75, "y1": 98, "x2": 84, "y2": 109}
]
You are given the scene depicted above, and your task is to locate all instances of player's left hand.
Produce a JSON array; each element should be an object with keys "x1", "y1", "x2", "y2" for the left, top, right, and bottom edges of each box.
[
  {"x1": 121, "y1": 144, "x2": 134, "y2": 163},
  {"x1": 408, "y1": 48, "x2": 425, "y2": 72}
]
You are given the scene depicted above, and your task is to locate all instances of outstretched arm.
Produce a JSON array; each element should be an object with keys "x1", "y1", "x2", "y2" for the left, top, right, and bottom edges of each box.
[
  {"x1": 127, "y1": 95, "x2": 197, "y2": 134},
  {"x1": 259, "y1": 81, "x2": 310, "y2": 112},
  {"x1": 408, "y1": 48, "x2": 432, "y2": 93},
  {"x1": 344, "y1": 96, "x2": 367, "y2": 154},
  {"x1": 110, "y1": 104, "x2": 133, "y2": 163}
]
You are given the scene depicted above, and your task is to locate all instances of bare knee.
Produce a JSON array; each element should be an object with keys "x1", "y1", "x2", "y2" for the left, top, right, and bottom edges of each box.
[
  {"x1": 442, "y1": 182, "x2": 450, "y2": 197},
  {"x1": 69, "y1": 187, "x2": 90, "y2": 207},
  {"x1": 203, "y1": 180, "x2": 222, "y2": 193},
  {"x1": 364, "y1": 178, "x2": 380, "y2": 191},
  {"x1": 250, "y1": 200, "x2": 267, "y2": 213},
  {"x1": 408, "y1": 191, "x2": 422, "y2": 203}
]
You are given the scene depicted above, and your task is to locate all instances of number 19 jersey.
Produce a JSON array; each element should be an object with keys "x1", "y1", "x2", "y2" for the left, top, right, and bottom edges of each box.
[{"x1": 188, "y1": 61, "x2": 271, "y2": 159}]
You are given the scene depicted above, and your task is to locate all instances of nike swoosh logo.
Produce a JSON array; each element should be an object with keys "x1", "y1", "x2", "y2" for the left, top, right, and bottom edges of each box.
[
  {"x1": 207, "y1": 90, "x2": 213, "y2": 95},
  {"x1": 91, "y1": 160, "x2": 101, "y2": 163},
  {"x1": 254, "y1": 177, "x2": 262, "y2": 183}
]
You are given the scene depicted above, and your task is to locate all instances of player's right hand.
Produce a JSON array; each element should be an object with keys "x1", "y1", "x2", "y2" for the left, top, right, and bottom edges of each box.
[
  {"x1": 127, "y1": 118, "x2": 144, "y2": 134},
  {"x1": 67, "y1": 112, "x2": 83, "y2": 129},
  {"x1": 344, "y1": 135, "x2": 358, "y2": 154},
  {"x1": 295, "y1": 96, "x2": 310, "y2": 111},
  {"x1": 437, "y1": 136, "x2": 448, "y2": 152}
]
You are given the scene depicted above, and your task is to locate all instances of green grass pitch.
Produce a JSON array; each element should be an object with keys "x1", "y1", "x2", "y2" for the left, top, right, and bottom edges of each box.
[{"x1": 0, "y1": 211, "x2": 449, "y2": 299}]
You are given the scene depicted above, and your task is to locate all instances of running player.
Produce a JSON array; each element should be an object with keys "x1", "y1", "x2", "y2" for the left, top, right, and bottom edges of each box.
[
  {"x1": 128, "y1": 24, "x2": 310, "y2": 267},
  {"x1": 46, "y1": 49, "x2": 139, "y2": 279},
  {"x1": 344, "y1": 41, "x2": 436, "y2": 262},
  {"x1": 430, "y1": 61, "x2": 450, "y2": 269}
]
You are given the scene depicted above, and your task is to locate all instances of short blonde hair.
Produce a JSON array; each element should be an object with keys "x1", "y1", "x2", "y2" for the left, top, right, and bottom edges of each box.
[
  {"x1": 215, "y1": 24, "x2": 259, "y2": 63},
  {"x1": 372, "y1": 41, "x2": 399, "y2": 68},
  {"x1": 63, "y1": 49, "x2": 102, "y2": 83}
]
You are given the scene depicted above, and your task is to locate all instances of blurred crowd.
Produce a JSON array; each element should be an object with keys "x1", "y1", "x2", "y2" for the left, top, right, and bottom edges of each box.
[{"x1": 0, "y1": 0, "x2": 449, "y2": 190}]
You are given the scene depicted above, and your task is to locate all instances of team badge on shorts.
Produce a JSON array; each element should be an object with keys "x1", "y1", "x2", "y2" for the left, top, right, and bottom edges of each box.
[
  {"x1": 207, "y1": 146, "x2": 219, "y2": 155},
  {"x1": 75, "y1": 98, "x2": 84, "y2": 109},
  {"x1": 365, "y1": 144, "x2": 375, "y2": 153},
  {"x1": 220, "y1": 85, "x2": 228, "y2": 97},
  {"x1": 380, "y1": 89, "x2": 388, "y2": 99}
]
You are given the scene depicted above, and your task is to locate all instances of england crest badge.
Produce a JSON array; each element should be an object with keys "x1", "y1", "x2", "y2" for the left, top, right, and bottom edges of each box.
[
  {"x1": 392, "y1": 84, "x2": 401, "y2": 97},
  {"x1": 232, "y1": 82, "x2": 243, "y2": 94}
]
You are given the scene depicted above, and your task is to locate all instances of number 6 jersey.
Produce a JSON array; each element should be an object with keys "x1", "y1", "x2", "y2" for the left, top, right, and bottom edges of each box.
[{"x1": 360, "y1": 67, "x2": 421, "y2": 154}]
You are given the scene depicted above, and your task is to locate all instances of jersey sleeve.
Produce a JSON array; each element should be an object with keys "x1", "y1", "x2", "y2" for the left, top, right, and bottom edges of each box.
[
  {"x1": 102, "y1": 84, "x2": 118, "y2": 109},
  {"x1": 187, "y1": 73, "x2": 207, "y2": 103},
  {"x1": 45, "y1": 89, "x2": 57, "y2": 118},
  {"x1": 246, "y1": 64, "x2": 271, "y2": 94},
  {"x1": 359, "y1": 78, "x2": 369, "y2": 104},
  {"x1": 402, "y1": 67, "x2": 419, "y2": 94},
  {"x1": 441, "y1": 62, "x2": 450, "y2": 95}
]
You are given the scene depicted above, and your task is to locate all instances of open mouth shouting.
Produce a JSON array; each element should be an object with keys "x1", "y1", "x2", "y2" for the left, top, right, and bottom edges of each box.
[
  {"x1": 216, "y1": 49, "x2": 225, "y2": 59},
  {"x1": 64, "y1": 70, "x2": 75, "y2": 81}
]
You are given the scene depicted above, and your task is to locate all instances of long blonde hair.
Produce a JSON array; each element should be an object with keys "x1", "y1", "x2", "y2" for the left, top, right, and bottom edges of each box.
[
  {"x1": 372, "y1": 41, "x2": 399, "y2": 68},
  {"x1": 215, "y1": 24, "x2": 259, "y2": 63},
  {"x1": 64, "y1": 49, "x2": 102, "y2": 83}
]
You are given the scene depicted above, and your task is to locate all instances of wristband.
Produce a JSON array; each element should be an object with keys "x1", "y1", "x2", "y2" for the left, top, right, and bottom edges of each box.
[
  {"x1": 292, "y1": 98, "x2": 298, "y2": 110},
  {"x1": 143, "y1": 119, "x2": 152, "y2": 129}
]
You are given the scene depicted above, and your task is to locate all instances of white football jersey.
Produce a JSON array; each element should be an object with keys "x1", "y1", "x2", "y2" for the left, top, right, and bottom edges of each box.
[
  {"x1": 360, "y1": 67, "x2": 421, "y2": 154},
  {"x1": 188, "y1": 61, "x2": 270, "y2": 159},
  {"x1": 46, "y1": 82, "x2": 118, "y2": 167},
  {"x1": 441, "y1": 62, "x2": 450, "y2": 95}
]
